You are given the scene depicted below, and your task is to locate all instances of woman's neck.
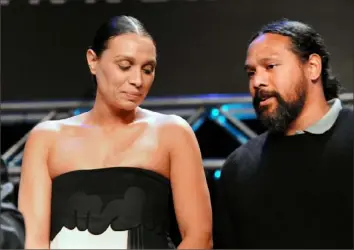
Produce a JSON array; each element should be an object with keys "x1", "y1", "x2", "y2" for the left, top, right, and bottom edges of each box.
[{"x1": 86, "y1": 100, "x2": 138, "y2": 128}]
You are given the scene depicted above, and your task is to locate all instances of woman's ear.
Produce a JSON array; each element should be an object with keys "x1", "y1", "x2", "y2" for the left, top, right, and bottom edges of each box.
[{"x1": 86, "y1": 49, "x2": 98, "y2": 75}]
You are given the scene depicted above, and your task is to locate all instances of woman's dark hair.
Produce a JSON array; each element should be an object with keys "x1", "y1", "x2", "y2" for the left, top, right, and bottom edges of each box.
[
  {"x1": 249, "y1": 19, "x2": 341, "y2": 101},
  {"x1": 89, "y1": 16, "x2": 153, "y2": 85},
  {"x1": 91, "y1": 15, "x2": 153, "y2": 58}
]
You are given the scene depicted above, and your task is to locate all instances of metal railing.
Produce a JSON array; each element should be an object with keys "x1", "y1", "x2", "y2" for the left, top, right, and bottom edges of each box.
[
  {"x1": 2, "y1": 92, "x2": 353, "y2": 180},
  {"x1": 2, "y1": 92, "x2": 352, "y2": 112}
]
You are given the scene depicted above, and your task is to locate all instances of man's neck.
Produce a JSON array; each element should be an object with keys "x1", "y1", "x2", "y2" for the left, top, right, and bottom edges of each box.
[{"x1": 286, "y1": 97, "x2": 330, "y2": 136}]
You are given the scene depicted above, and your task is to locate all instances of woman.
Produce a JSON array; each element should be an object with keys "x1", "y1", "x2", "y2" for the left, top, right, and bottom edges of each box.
[{"x1": 18, "y1": 16, "x2": 212, "y2": 249}]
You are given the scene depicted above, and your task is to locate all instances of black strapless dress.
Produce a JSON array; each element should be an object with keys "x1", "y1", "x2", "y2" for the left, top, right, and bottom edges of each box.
[{"x1": 50, "y1": 167, "x2": 176, "y2": 249}]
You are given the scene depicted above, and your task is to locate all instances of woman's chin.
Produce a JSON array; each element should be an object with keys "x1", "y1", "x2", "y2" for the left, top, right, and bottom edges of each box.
[{"x1": 115, "y1": 99, "x2": 140, "y2": 111}]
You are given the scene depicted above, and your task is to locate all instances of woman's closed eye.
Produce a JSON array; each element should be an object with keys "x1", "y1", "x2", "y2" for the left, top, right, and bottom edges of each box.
[
  {"x1": 116, "y1": 60, "x2": 132, "y2": 71},
  {"x1": 142, "y1": 65, "x2": 155, "y2": 75}
]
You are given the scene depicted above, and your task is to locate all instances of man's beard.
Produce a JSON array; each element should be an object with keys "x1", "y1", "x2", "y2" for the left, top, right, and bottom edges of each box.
[{"x1": 252, "y1": 87, "x2": 306, "y2": 133}]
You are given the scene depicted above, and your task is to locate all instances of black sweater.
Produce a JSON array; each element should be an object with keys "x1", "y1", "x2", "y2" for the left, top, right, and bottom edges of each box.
[{"x1": 213, "y1": 108, "x2": 353, "y2": 249}]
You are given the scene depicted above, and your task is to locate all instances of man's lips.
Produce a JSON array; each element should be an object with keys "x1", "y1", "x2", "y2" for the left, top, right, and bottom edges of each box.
[{"x1": 259, "y1": 96, "x2": 274, "y2": 106}]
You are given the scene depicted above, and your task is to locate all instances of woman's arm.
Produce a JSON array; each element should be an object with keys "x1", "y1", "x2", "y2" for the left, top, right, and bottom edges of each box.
[
  {"x1": 164, "y1": 115, "x2": 212, "y2": 249},
  {"x1": 18, "y1": 122, "x2": 56, "y2": 249}
]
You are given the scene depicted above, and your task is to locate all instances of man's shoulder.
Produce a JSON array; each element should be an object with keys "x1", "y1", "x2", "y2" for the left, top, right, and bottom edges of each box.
[
  {"x1": 338, "y1": 107, "x2": 354, "y2": 122},
  {"x1": 228, "y1": 132, "x2": 269, "y2": 160},
  {"x1": 333, "y1": 107, "x2": 354, "y2": 134},
  {"x1": 221, "y1": 132, "x2": 269, "y2": 175}
]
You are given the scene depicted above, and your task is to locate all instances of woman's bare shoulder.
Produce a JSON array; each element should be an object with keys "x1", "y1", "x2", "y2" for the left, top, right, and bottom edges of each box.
[
  {"x1": 29, "y1": 113, "x2": 86, "y2": 137},
  {"x1": 139, "y1": 108, "x2": 190, "y2": 128},
  {"x1": 138, "y1": 108, "x2": 194, "y2": 145}
]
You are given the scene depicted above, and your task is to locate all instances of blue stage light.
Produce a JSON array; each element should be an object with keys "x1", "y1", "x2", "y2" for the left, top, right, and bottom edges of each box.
[
  {"x1": 191, "y1": 117, "x2": 206, "y2": 132},
  {"x1": 216, "y1": 116, "x2": 226, "y2": 124},
  {"x1": 214, "y1": 170, "x2": 221, "y2": 179},
  {"x1": 73, "y1": 109, "x2": 81, "y2": 115},
  {"x1": 210, "y1": 108, "x2": 220, "y2": 118}
]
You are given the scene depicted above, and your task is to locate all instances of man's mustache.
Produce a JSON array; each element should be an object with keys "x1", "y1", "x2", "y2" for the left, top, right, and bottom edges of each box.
[{"x1": 253, "y1": 89, "x2": 279, "y2": 105}]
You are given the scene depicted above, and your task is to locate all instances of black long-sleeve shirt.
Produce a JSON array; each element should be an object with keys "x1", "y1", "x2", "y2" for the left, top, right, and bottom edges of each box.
[{"x1": 213, "y1": 108, "x2": 353, "y2": 249}]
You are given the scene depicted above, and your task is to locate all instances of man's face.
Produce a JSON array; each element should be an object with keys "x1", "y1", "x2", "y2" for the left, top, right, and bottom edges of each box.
[{"x1": 244, "y1": 33, "x2": 308, "y2": 132}]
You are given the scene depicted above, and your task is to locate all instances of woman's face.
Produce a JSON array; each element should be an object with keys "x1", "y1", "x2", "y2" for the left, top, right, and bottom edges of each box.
[{"x1": 87, "y1": 33, "x2": 157, "y2": 111}]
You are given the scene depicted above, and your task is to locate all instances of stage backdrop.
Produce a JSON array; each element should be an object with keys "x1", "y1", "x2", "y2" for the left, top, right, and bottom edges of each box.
[{"x1": 1, "y1": 0, "x2": 353, "y2": 101}]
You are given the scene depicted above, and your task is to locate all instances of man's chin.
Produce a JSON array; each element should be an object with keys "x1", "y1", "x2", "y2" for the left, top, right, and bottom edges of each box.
[
  {"x1": 256, "y1": 107, "x2": 276, "y2": 119},
  {"x1": 258, "y1": 112, "x2": 287, "y2": 132}
]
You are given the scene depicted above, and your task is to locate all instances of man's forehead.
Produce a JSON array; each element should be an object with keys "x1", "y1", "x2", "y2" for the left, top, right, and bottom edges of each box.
[
  {"x1": 249, "y1": 37, "x2": 290, "y2": 51},
  {"x1": 252, "y1": 33, "x2": 291, "y2": 45},
  {"x1": 247, "y1": 35, "x2": 292, "y2": 59},
  {"x1": 246, "y1": 48, "x2": 284, "y2": 65}
]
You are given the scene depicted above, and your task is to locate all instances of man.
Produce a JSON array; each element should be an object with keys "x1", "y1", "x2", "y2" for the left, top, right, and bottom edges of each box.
[{"x1": 213, "y1": 19, "x2": 353, "y2": 249}]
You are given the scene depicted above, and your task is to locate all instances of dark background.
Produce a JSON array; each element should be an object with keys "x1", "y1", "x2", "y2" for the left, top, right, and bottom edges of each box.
[
  {"x1": 1, "y1": 2, "x2": 353, "y2": 244},
  {"x1": 1, "y1": 0, "x2": 353, "y2": 102}
]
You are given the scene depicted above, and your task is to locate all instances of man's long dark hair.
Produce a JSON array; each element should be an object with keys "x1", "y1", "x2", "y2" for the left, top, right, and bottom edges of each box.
[{"x1": 249, "y1": 19, "x2": 341, "y2": 101}]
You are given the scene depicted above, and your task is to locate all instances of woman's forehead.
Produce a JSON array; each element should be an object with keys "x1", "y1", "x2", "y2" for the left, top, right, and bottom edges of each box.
[{"x1": 105, "y1": 34, "x2": 156, "y2": 58}]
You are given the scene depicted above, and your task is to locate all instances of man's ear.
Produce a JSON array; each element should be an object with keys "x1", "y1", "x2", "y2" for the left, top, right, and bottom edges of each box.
[{"x1": 307, "y1": 53, "x2": 322, "y2": 83}]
